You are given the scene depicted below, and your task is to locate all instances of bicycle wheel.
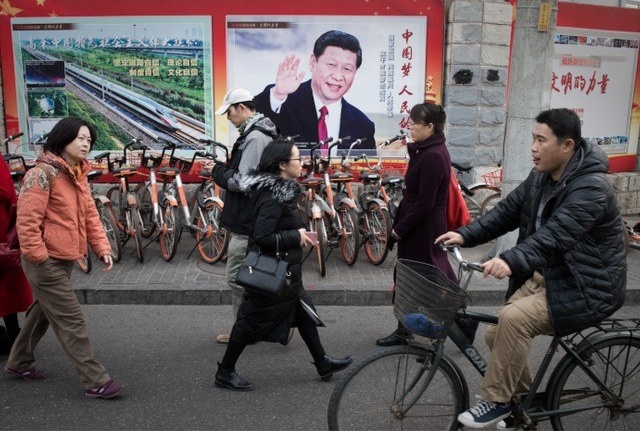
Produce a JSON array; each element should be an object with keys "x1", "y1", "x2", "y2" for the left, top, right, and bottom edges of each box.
[
  {"x1": 95, "y1": 201, "x2": 123, "y2": 262},
  {"x1": 338, "y1": 205, "x2": 359, "y2": 266},
  {"x1": 76, "y1": 252, "x2": 92, "y2": 274},
  {"x1": 130, "y1": 207, "x2": 145, "y2": 263},
  {"x1": 363, "y1": 202, "x2": 392, "y2": 265},
  {"x1": 106, "y1": 186, "x2": 125, "y2": 226},
  {"x1": 480, "y1": 191, "x2": 501, "y2": 217},
  {"x1": 196, "y1": 201, "x2": 228, "y2": 264},
  {"x1": 465, "y1": 185, "x2": 501, "y2": 222},
  {"x1": 312, "y1": 217, "x2": 327, "y2": 277},
  {"x1": 135, "y1": 183, "x2": 155, "y2": 238},
  {"x1": 547, "y1": 335, "x2": 640, "y2": 431},
  {"x1": 159, "y1": 202, "x2": 179, "y2": 261},
  {"x1": 327, "y1": 345, "x2": 464, "y2": 431}
]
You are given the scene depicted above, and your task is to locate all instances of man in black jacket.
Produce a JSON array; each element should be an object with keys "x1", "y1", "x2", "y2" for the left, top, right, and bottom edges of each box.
[
  {"x1": 437, "y1": 108, "x2": 626, "y2": 429},
  {"x1": 211, "y1": 88, "x2": 278, "y2": 344}
]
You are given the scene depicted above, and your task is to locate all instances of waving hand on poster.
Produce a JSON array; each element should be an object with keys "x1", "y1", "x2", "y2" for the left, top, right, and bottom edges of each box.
[{"x1": 273, "y1": 54, "x2": 306, "y2": 102}]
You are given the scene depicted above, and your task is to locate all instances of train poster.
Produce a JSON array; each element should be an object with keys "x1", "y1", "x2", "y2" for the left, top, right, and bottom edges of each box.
[
  {"x1": 9, "y1": 16, "x2": 212, "y2": 152},
  {"x1": 0, "y1": 0, "x2": 445, "y2": 156}
]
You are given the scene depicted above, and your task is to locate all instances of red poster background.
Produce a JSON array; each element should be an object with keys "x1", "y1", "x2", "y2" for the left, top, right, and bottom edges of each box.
[{"x1": 0, "y1": 0, "x2": 445, "y2": 140}]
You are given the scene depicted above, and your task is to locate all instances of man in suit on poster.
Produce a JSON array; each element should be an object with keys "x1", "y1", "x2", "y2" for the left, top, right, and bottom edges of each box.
[{"x1": 255, "y1": 30, "x2": 375, "y2": 153}]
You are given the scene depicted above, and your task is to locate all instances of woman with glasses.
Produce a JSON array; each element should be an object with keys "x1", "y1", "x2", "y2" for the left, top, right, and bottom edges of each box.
[{"x1": 214, "y1": 138, "x2": 352, "y2": 391}]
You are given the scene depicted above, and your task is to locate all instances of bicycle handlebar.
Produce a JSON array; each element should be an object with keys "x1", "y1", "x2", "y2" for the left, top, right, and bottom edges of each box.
[
  {"x1": 3, "y1": 132, "x2": 24, "y2": 145},
  {"x1": 440, "y1": 244, "x2": 484, "y2": 273},
  {"x1": 3, "y1": 131, "x2": 24, "y2": 154},
  {"x1": 198, "y1": 138, "x2": 229, "y2": 163},
  {"x1": 379, "y1": 131, "x2": 407, "y2": 147}
]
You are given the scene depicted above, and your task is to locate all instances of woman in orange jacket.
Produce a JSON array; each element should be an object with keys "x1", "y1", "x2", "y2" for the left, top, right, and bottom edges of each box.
[{"x1": 4, "y1": 117, "x2": 123, "y2": 399}]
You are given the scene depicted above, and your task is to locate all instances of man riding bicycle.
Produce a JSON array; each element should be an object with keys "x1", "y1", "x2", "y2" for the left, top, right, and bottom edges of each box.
[{"x1": 437, "y1": 108, "x2": 627, "y2": 429}]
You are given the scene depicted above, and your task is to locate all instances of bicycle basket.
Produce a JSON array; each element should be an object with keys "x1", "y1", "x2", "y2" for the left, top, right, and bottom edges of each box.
[
  {"x1": 481, "y1": 169, "x2": 503, "y2": 188},
  {"x1": 394, "y1": 259, "x2": 467, "y2": 339}
]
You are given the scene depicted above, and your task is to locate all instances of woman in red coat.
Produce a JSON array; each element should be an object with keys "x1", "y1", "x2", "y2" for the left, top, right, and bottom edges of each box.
[{"x1": 0, "y1": 154, "x2": 33, "y2": 354}]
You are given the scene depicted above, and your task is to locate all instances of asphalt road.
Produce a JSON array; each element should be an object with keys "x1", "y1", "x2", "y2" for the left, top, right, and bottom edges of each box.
[{"x1": 2, "y1": 304, "x2": 639, "y2": 431}]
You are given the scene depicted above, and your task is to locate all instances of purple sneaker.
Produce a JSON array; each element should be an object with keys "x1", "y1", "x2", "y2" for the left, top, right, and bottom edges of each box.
[
  {"x1": 4, "y1": 366, "x2": 46, "y2": 381},
  {"x1": 85, "y1": 379, "x2": 123, "y2": 399}
]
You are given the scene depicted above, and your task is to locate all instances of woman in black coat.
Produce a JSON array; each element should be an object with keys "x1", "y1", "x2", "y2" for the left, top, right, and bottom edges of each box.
[
  {"x1": 376, "y1": 103, "x2": 460, "y2": 347},
  {"x1": 215, "y1": 139, "x2": 353, "y2": 391}
]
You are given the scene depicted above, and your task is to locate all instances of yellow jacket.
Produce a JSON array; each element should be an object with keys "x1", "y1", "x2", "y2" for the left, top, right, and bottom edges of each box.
[{"x1": 17, "y1": 151, "x2": 110, "y2": 264}]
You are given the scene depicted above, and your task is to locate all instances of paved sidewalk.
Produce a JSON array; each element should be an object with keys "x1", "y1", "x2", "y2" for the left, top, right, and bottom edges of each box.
[{"x1": 71, "y1": 227, "x2": 640, "y2": 306}]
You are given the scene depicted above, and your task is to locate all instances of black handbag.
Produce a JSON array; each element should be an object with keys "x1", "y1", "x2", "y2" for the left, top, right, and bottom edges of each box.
[{"x1": 236, "y1": 234, "x2": 291, "y2": 297}]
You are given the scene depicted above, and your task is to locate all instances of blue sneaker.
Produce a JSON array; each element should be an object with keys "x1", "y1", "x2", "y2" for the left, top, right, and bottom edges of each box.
[{"x1": 458, "y1": 399, "x2": 511, "y2": 428}]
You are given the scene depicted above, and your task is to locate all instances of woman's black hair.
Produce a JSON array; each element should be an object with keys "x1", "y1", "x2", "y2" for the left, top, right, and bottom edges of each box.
[
  {"x1": 409, "y1": 103, "x2": 447, "y2": 134},
  {"x1": 257, "y1": 139, "x2": 295, "y2": 174},
  {"x1": 42, "y1": 117, "x2": 97, "y2": 156}
]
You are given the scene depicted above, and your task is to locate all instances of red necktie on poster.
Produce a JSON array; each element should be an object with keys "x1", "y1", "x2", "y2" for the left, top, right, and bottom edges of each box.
[{"x1": 318, "y1": 106, "x2": 328, "y2": 149}]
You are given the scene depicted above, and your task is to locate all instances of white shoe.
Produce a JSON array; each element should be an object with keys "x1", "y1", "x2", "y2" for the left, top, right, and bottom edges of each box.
[
  {"x1": 457, "y1": 399, "x2": 512, "y2": 429},
  {"x1": 496, "y1": 416, "x2": 516, "y2": 430}
]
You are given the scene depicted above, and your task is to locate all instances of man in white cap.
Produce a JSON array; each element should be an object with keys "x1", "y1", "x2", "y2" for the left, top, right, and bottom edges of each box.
[{"x1": 211, "y1": 88, "x2": 278, "y2": 344}]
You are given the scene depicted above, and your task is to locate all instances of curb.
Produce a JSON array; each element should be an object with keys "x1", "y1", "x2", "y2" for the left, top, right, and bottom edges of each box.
[{"x1": 73, "y1": 286, "x2": 640, "y2": 306}]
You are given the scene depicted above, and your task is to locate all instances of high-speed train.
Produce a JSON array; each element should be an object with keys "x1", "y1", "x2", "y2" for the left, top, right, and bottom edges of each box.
[{"x1": 66, "y1": 64, "x2": 181, "y2": 131}]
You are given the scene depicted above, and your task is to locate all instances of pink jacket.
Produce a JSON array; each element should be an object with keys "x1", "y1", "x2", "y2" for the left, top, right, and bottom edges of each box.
[{"x1": 17, "y1": 151, "x2": 111, "y2": 264}]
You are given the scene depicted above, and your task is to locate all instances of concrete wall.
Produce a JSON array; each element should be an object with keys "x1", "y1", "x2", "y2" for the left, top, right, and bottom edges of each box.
[{"x1": 444, "y1": 0, "x2": 511, "y2": 167}]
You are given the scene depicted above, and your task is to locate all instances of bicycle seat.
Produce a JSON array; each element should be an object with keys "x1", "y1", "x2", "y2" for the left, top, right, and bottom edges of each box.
[
  {"x1": 87, "y1": 170, "x2": 104, "y2": 181},
  {"x1": 452, "y1": 161, "x2": 473, "y2": 173},
  {"x1": 158, "y1": 166, "x2": 182, "y2": 175},
  {"x1": 300, "y1": 177, "x2": 321, "y2": 188},
  {"x1": 359, "y1": 172, "x2": 380, "y2": 182},
  {"x1": 382, "y1": 176, "x2": 404, "y2": 186},
  {"x1": 11, "y1": 171, "x2": 25, "y2": 181},
  {"x1": 329, "y1": 172, "x2": 354, "y2": 182},
  {"x1": 111, "y1": 165, "x2": 139, "y2": 177}
]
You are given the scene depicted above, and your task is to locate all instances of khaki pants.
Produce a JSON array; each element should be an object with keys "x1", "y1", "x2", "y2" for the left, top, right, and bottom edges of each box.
[
  {"x1": 7, "y1": 258, "x2": 110, "y2": 390},
  {"x1": 226, "y1": 233, "x2": 249, "y2": 318},
  {"x1": 481, "y1": 271, "x2": 554, "y2": 403}
]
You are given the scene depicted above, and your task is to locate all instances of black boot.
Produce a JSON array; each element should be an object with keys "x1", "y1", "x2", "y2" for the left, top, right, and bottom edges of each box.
[
  {"x1": 376, "y1": 327, "x2": 413, "y2": 347},
  {"x1": 214, "y1": 363, "x2": 254, "y2": 391},
  {"x1": 0, "y1": 326, "x2": 10, "y2": 356},
  {"x1": 314, "y1": 355, "x2": 353, "y2": 381}
]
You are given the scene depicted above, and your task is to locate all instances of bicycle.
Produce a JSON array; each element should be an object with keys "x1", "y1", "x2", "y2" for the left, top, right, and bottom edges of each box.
[
  {"x1": 3, "y1": 132, "x2": 32, "y2": 196},
  {"x1": 328, "y1": 245, "x2": 640, "y2": 431},
  {"x1": 339, "y1": 140, "x2": 393, "y2": 265},
  {"x1": 103, "y1": 140, "x2": 146, "y2": 262},
  {"x1": 131, "y1": 140, "x2": 184, "y2": 261},
  {"x1": 88, "y1": 154, "x2": 124, "y2": 263},
  {"x1": 452, "y1": 161, "x2": 502, "y2": 222},
  {"x1": 187, "y1": 138, "x2": 229, "y2": 264},
  {"x1": 74, "y1": 165, "x2": 122, "y2": 273},
  {"x1": 299, "y1": 139, "x2": 331, "y2": 276},
  {"x1": 301, "y1": 137, "x2": 361, "y2": 268},
  {"x1": 147, "y1": 142, "x2": 204, "y2": 261}
]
